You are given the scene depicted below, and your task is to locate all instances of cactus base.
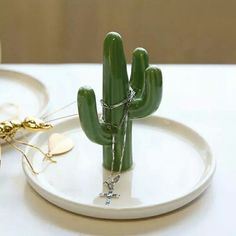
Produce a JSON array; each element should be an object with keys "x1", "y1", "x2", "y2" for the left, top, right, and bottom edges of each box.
[
  {"x1": 103, "y1": 120, "x2": 133, "y2": 172},
  {"x1": 102, "y1": 155, "x2": 133, "y2": 172}
]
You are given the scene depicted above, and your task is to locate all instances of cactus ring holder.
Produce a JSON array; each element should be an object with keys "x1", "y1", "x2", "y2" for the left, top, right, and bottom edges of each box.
[
  {"x1": 22, "y1": 33, "x2": 215, "y2": 220},
  {"x1": 77, "y1": 32, "x2": 163, "y2": 204}
]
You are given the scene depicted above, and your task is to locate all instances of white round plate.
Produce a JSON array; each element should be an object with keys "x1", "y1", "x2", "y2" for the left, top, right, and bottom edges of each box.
[
  {"x1": 0, "y1": 69, "x2": 49, "y2": 121},
  {"x1": 23, "y1": 116, "x2": 215, "y2": 220}
]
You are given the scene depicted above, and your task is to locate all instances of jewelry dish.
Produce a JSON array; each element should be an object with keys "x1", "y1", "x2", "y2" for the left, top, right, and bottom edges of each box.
[
  {"x1": 0, "y1": 69, "x2": 49, "y2": 121},
  {"x1": 22, "y1": 116, "x2": 215, "y2": 219}
]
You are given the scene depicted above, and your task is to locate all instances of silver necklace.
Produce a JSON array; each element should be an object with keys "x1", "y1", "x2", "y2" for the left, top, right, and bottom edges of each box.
[{"x1": 99, "y1": 89, "x2": 135, "y2": 205}]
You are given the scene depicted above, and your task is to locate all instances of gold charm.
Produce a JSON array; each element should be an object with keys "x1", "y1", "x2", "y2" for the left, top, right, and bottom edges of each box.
[
  {"x1": 48, "y1": 133, "x2": 74, "y2": 156},
  {"x1": 0, "y1": 101, "x2": 77, "y2": 174},
  {"x1": 0, "y1": 116, "x2": 53, "y2": 174}
]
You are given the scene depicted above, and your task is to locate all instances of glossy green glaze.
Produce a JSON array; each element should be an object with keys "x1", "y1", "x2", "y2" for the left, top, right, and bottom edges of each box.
[{"x1": 77, "y1": 32, "x2": 162, "y2": 171}]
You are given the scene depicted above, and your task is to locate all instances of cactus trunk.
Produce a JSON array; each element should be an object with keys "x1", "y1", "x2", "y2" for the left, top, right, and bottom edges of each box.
[
  {"x1": 102, "y1": 32, "x2": 132, "y2": 171},
  {"x1": 103, "y1": 120, "x2": 132, "y2": 171}
]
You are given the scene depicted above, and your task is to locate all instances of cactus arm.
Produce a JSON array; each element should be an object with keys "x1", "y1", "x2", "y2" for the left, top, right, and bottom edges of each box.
[
  {"x1": 130, "y1": 48, "x2": 149, "y2": 98},
  {"x1": 129, "y1": 66, "x2": 162, "y2": 119},
  {"x1": 77, "y1": 87, "x2": 111, "y2": 145}
]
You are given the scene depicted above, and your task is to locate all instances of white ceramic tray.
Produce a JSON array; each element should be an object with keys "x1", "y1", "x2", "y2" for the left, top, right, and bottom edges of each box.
[
  {"x1": 23, "y1": 116, "x2": 215, "y2": 220},
  {"x1": 0, "y1": 69, "x2": 49, "y2": 121}
]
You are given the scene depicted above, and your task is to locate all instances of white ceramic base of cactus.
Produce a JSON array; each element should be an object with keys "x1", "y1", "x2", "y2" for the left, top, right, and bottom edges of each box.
[{"x1": 22, "y1": 116, "x2": 215, "y2": 220}]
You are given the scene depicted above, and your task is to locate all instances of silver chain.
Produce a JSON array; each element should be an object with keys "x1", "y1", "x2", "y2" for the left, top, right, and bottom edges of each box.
[{"x1": 99, "y1": 89, "x2": 135, "y2": 205}]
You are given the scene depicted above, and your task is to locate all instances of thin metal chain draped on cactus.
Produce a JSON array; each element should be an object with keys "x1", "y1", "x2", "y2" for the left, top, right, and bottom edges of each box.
[{"x1": 77, "y1": 32, "x2": 162, "y2": 172}]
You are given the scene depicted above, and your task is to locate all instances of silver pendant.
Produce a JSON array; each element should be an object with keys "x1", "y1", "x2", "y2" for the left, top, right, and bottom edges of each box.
[{"x1": 99, "y1": 190, "x2": 120, "y2": 205}]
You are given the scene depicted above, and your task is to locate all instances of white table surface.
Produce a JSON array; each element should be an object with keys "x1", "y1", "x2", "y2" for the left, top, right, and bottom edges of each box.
[{"x1": 0, "y1": 64, "x2": 235, "y2": 236}]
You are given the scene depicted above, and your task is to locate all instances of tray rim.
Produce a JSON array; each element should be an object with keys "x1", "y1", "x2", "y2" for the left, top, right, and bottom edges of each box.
[
  {"x1": 22, "y1": 116, "x2": 216, "y2": 219},
  {"x1": 0, "y1": 68, "x2": 50, "y2": 119}
]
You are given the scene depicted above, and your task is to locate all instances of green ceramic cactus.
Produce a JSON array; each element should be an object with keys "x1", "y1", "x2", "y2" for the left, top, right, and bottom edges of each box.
[{"x1": 77, "y1": 32, "x2": 162, "y2": 172}]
